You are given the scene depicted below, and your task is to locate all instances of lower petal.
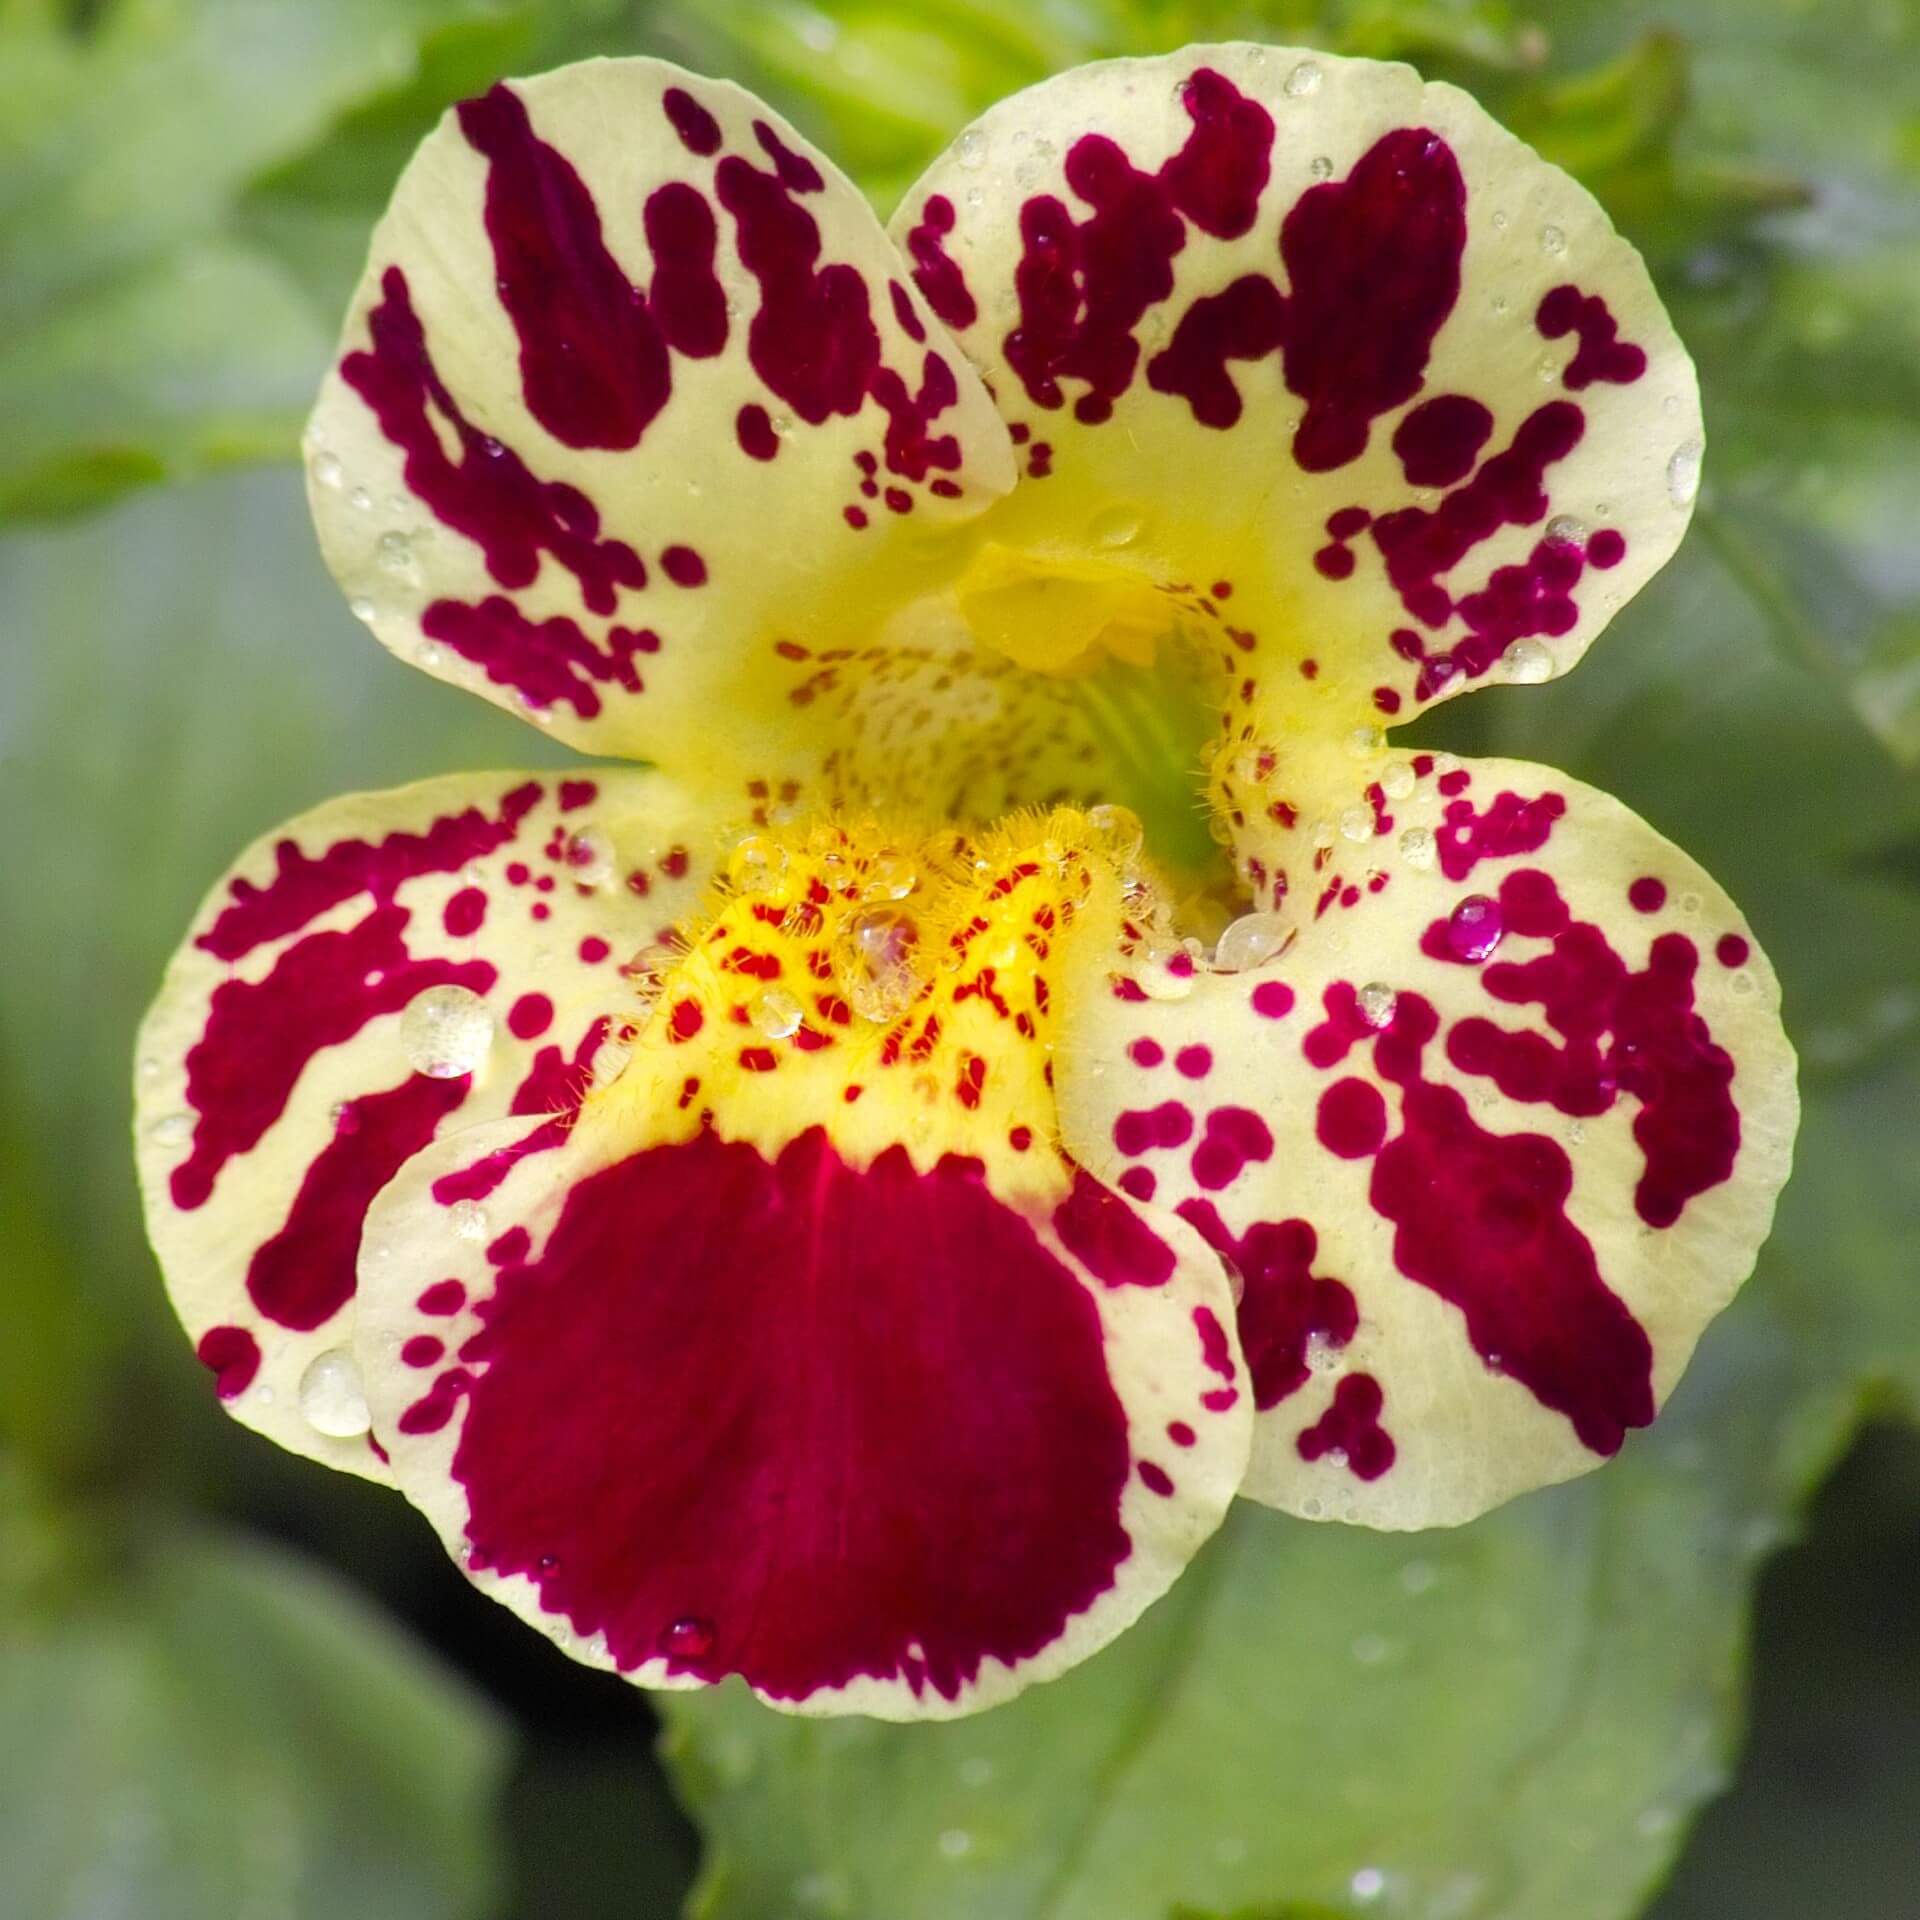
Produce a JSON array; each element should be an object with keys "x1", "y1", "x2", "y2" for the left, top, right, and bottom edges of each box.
[
  {"x1": 134, "y1": 768, "x2": 714, "y2": 1478},
  {"x1": 1057, "y1": 756, "x2": 1798, "y2": 1528},
  {"x1": 352, "y1": 811, "x2": 1249, "y2": 1714}
]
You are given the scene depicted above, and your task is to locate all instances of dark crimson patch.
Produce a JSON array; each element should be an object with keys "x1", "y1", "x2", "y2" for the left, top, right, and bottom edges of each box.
[
  {"x1": 1296, "y1": 1373, "x2": 1395, "y2": 1479},
  {"x1": 419, "y1": 596, "x2": 660, "y2": 720},
  {"x1": 1537, "y1": 284, "x2": 1648, "y2": 391},
  {"x1": 443, "y1": 1130, "x2": 1135, "y2": 1702},
  {"x1": 196, "y1": 1325, "x2": 261, "y2": 1400},
  {"x1": 1054, "y1": 1169, "x2": 1177, "y2": 1287},
  {"x1": 906, "y1": 193, "x2": 977, "y2": 331}
]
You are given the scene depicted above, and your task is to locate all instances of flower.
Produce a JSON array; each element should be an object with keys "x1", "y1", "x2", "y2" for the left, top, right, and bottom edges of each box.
[{"x1": 134, "y1": 46, "x2": 1797, "y2": 1720}]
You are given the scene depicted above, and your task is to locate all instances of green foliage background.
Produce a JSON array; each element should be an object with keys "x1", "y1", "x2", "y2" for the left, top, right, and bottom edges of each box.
[{"x1": 2, "y1": 0, "x2": 1916, "y2": 1915}]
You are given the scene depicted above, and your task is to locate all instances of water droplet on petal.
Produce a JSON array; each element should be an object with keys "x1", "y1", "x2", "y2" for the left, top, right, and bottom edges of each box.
[
  {"x1": 349, "y1": 596, "x2": 376, "y2": 623},
  {"x1": 1339, "y1": 804, "x2": 1374, "y2": 843},
  {"x1": 146, "y1": 1112, "x2": 192, "y2": 1145},
  {"x1": 1285, "y1": 59, "x2": 1323, "y2": 96},
  {"x1": 400, "y1": 985, "x2": 494, "y2": 1078},
  {"x1": 661, "y1": 1615, "x2": 715, "y2": 1658},
  {"x1": 1546, "y1": 513, "x2": 1585, "y2": 544},
  {"x1": 1087, "y1": 801, "x2": 1144, "y2": 862},
  {"x1": 311, "y1": 451, "x2": 343, "y2": 489},
  {"x1": 449, "y1": 1199, "x2": 489, "y2": 1242},
  {"x1": 565, "y1": 824, "x2": 616, "y2": 886},
  {"x1": 1667, "y1": 438, "x2": 1704, "y2": 507},
  {"x1": 1539, "y1": 224, "x2": 1566, "y2": 255},
  {"x1": 955, "y1": 127, "x2": 987, "y2": 168},
  {"x1": 1381, "y1": 760, "x2": 1416, "y2": 800},
  {"x1": 1501, "y1": 638, "x2": 1553, "y2": 683},
  {"x1": 750, "y1": 986, "x2": 804, "y2": 1039},
  {"x1": 1399, "y1": 826, "x2": 1436, "y2": 871},
  {"x1": 839, "y1": 908, "x2": 923, "y2": 1022},
  {"x1": 862, "y1": 850, "x2": 918, "y2": 901},
  {"x1": 728, "y1": 834, "x2": 785, "y2": 895},
  {"x1": 1090, "y1": 505, "x2": 1142, "y2": 547},
  {"x1": 1446, "y1": 894, "x2": 1504, "y2": 961},
  {"x1": 1214, "y1": 911, "x2": 1290, "y2": 973},
  {"x1": 1310, "y1": 154, "x2": 1333, "y2": 180},
  {"x1": 376, "y1": 530, "x2": 413, "y2": 575},
  {"x1": 1357, "y1": 982, "x2": 1397, "y2": 1028},
  {"x1": 349, "y1": 484, "x2": 374, "y2": 511},
  {"x1": 623, "y1": 941, "x2": 677, "y2": 1007},
  {"x1": 299, "y1": 1347, "x2": 370, "y2": 1437}
]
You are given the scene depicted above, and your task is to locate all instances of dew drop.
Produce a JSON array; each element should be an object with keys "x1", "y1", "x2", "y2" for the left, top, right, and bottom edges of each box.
[
  {"x1": 1501, "y1": 638, "x2": 1554, "y2": 683},
  {"x1": 1545, "y1": 513, "x2": 1585, "y2": 545},
  {"x1": 349, "y1": 484, "x2": 374, "y2": 511},
  {"x1": 1285, "y1": 60, "x2": 1323, "y2": 96},
  {"x1": 376, "y1": 529, "x2": 414, "y2": 575},
  {"x1": 1305, "y1": 1331, "x2": 1343, "y2": 1374},
  {"x1": 146, "y1": 1112, "x2": 192, "y2": 1145},
  {"x1": 839, "y1": 908, "x2": 923, "y2": 1023},
  {"x1": 1136, "y1": 939, "x2": 1195, "y2": 1001},
  {"x1": 1309, "y1": 154, "x2": 1333, "y2": 180},
  {"x1": 727, "y1": 834, "x2": 786, "y2": 895},
  {"x1": 1398, "y1": 826, "x2": 1436, "y2": 871},
  {"x1": 311, "y1": 450, "x2": 343, "y2": 489},
  {"x1": 565, "y1": 824, "x2": 616, "y2": 886},
  {"x1": 400, "y1": 985, "x2": 494, "y2": 1078},
  {"x1": 862, "y1": 850, "x2": 919, "y2": 901},
  {"x1": 415, "y1": 640, "x2": 446, "y2": 669},
  {"x1": 449, "y1": 1198, "x2": 489, "y2": 1242},
  {"x1": 1087, "y1": 801, "x2": 1144, "y2": 862},
  {"x1": 1090, "y1": 504, "x2": 1142, "y2": 547},
  {"x1": 750, "y1": 986, "x2": 804, "y2": 1039},
  {"x1": 955, "y1": 127, "x2": 987, "y2": 169},
  {"x1": 1351, "y1": 1867, "x2": 1387, "y2": 1902},
  {"x1": 1380, "y1": 760, "x2": 1416, "y2": 800},
  {"x1": 1539, "y1": 224, "x2": 1566, "y2": 255},
  {"x1": 349, "y1": 596, "x2": 376, "y2": 623},
  {"x1": 1339, "y1": 804, "x2": 1375, "y2": 843},
  {"x1": 1667, "y1": 438, "x2": 1704, "y2": 507},
  {"x1": 623, "y1": 941, "x2": 677, "y2": 1005},
  {"x1": 299, "y1": 1347, "x2": 370, "y2": 1437},
  {"x1": 1357, "y1": 981, "x2": 1398, "y2": 1028},
  {"x1": 661, "y1": 1615, "x2": 715, "y2": 1658},
  {"x1": 1445, "y1": 894, "x2": 1504, "y2": 961},
  {"x1": 1348, "y1": 724, "x2": 1385, "y2": 758},
  {"x1": 1213, "y1": 911, "x2": 1290, "y2": 973}
]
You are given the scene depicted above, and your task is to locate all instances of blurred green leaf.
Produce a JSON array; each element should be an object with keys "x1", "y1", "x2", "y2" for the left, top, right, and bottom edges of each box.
[{"x1": 0, "y1": 1477, "x2": 508, "y2": 1920}]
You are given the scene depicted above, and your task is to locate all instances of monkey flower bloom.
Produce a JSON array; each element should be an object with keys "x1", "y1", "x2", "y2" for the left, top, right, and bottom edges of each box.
[{"x1": 134, "y1": 46, "x2": 1796, "y2": 1719}]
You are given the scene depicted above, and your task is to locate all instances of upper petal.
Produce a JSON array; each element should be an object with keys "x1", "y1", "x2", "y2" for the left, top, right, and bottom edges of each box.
[
  {"x1": 891, "y1": 45, "x2": 1700, "y2": 742},
  {"x1": 1056, "y1": 754, "x2": 1797, "y2": 1527},
  {"x1": 306, "y1": 59, "x2": 1015, "y2": 793},
  {"x1": 133, "y1": 768, "x2": 714, "y2": 1478},
  {"x1": 350, "y1": 811, "x2": 1250, "y2": 1715}
]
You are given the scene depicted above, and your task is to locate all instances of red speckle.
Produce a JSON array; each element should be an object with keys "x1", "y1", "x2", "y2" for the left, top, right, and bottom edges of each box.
[
  {"x1": 1716, "y1": 933, "x2": 1750, "y2": 968},
  {"x1": 1316, "y1": 1078, "x2": 1388, "y2": 1158},
  {"x1": 736, "y1": 403, "x2": 779, "y2": 459},
  {"x1": 1053, "y1": 1169, "x2": 1177, "y2": 1287},
  {"x1": 246, "y1": 1075, "x2": 468, "y2": 1331},
  {"x1": 663, "y1": 86, "x2": 722, "y2": 158},
  {"x1": 196, "y1": 1325, "x2": 261, "y2": 1400},
  {"x1": 508, "y1": 993, "x2": 554, "y2": 1040},
  {"x1": 172, "y1": 910, "x2": 494, "y2": 1210},
  {"x1": 670, "y1": 1000, "x2": 704, "y2": 1041},
  {"x1": 557, "y1": 779, "x2": 597, "y2": 811},
  {"x1": 1129, "y1": 1037, "x2": 1164, "y2": 1067},
  {"x1": 403, "y1": 1334, "x2": 445, "y2": 1368},
  {"x1": 1537, "y1": 285, "x2": 1647, "y2": 391},
  {"x1": 662, "y1": 544, "x2": 707, "y2": 587},
  {"x1": 906, "y1": 194, "x2": 976, "y2": 331},
  {"x1": 1629, "y1": 877, "x2": 1666, "y2": 913},
  {"x1": 1251, "y1": 980, "x2": 1295, "y2": 1020},
  {"x1": 1373, "y1": 686, "x2": 1403, "y2": 715},
  {"x1": 1175, "y1": 1045, "x2": 1213, "y2": 1079},
  {"x1": 1168, "y1": 1420, "x2": 1196, "y2": 1446},
  {"x1": 579, "y1": 936, "x2": 611, "y2": 964},
  {"x1": 448, "y1": 1130, "x2": 1134, "y2": 1702},
  {"x1": 1587, "y1": 528, "x2": 1626, "y2": 568},
  {"x1": 1008, "y1": 1125, "x2": 1033, "y2": 1152},
  {"x1": 454, "y1": 84, "x2": 723, "y2": 448},
  {"x1": 419, "y1": 1280, "x2": 467, "y2": 1315},
  {"x1": 1118, "y1": 1166, "x2": 1156, "y2": 1201},
  {"x1": 443, "y1": 887, "x2": 488, "y2": 937},
  {"x1": 1139, "y1": 1462, "x2": 1175, "y2": 1496},
  {"x1": 1392, "y1": 393, "x2": 1494, "y2": 487},
  {"x1": 1436, "y1": 789, "x2": 1565, "y2": 882},
  {"x1": 421, "y1": 595, "x2": 657, "y2": 722},
  {"x1": 1189, "y1": 1106, "x2": 1274, "y2": 1191},
  {"x1": 1007, "y1": 68, "x2": 1274, "y2": 425},
  {"x1": 1113, "y1": 1101, "x2": 1194, "y2": 1155},
  {"x1": 1296, "y1": 1373, "x2": 1395, "y2": 1479},
  {"x1": 1177, "y1": 1203, "x2": 1355, "y2": 1411}
]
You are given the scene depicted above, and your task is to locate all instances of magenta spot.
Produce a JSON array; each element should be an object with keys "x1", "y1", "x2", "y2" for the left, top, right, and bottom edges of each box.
[
  {"x1": 1314, "y1": 542, "x2": 1356, "y2": 580},
  {"x1": 1129, "y1": 1037, "x2": 1164, "y2": 1067},
  {"x1": 1316, "y1": 1078, "x2": 1387, "y2": 1158},
  {"x1": 1443, "y1": 871, "x2": 1741, "y2": 1230},
  {"x1": 1175, "y1": 1045, "x2": 1213, "y2": 1079},
  {"x1": 1629, "y1": 877, "x2": 1666, "y2": 913},
  {"x1": 1587, "y1": 528, "x2": 1626, "y2": 568},
  {"x1": 663, "y1": 86, "x2": 722, "y2": 158},
  {"x1": 199, "y1": 783, "x2": 539, "y2": 963},
  {"x1": 906, "y1": 193, "x2": 977, "y2": 332},
  {"x1": 1054, "y1": 1169, "x2": 1177, "y2": 1287},
  {"x1": 1177, "y1": 1203, "x2": 1355, "y2": 1411},
  {"x1": 1007, "y1": 68, "x2": 1274, "y2": 425},
  {"x1": 450, "y1": 1130, "x2": 1134, "y2": 1701},
  {"x1": 1168, "y1": 1420, "x2": 1196, "y2": 1446},
  {"x1": 1444, "y1": 894, "x2": 1504, "y2": 963},
  {"x1": 246, "y1": 1074, "x2": 468, "y2": 1331},
  {"x1": 753, "y1": 119, "x2": 824, "y2": 193},
  {"x1": 1537, "y1": 284, "x2": 1647, "y2": 391},
  {"x1": 399, "y1": 1367, "x2": 473, "y2": 1436},
  {"x1": 1149, "y1": 274, "x2": 1286, "y2": 429},
  {"x1": 1193, "y1": 1305, "x2": 1237, "y2": 1391},
  {"x1": 419, "y1": 1280, "x2": 467, "y2": 1316},
  {"x1": 1296, "y1": 1374, "x2": 1395, "y2": 1479},
  {"x1": 1118, "y1": 1166, "x2": 1157, "y2": 1202},
  {"x1": 488, "y1": 1227, "x2": 531, "y2": 1266},
  {"x1": 1138, "y1": 1462, "x2": 1175, "y2": 1497},
  {"x1": 736, "y1": 403, "x2": 779, "y2": 460},
  {"x1": 1359, "y1": 991, "x2": 1655, "y2": 1452},
  {"x1": 888, "y1": 278, "x2": 926, "y2": 343},
  {"x1": 508, "y1": 993, "x2": 554, "y2": 1040},
  {"x1": 172, "y1": 910, "x2": 494, "y2": 1210},
  {"x1": 196, "y1": 1325, "x2": 261, "y2": 1400},
  {"x1": 662, "y1": 544, "x2": 707, "y2": 587},
  {"x1": 557, "y1": 780, "x2": 596, "y2": 811},
  {"x1": 1251, "y1": 981, "x2": 1296, "y2": 1020},
  {"x1": 1189, "y1": 1105, "x2": 1274, "y2": 1191},
  {"x1": 443, "y1": 887, "x2": 488, "y2": 937},
  {"x1": 403, "y1": 1334, "x2": 445, "y2": 1368},
  {"x1": 1113, "y1": 1102, "x2": 1195, "y2": 1156},
  {"x1": 454, "y1": 85, "x2": 724, "y2": 449},
  {"x1": 1716, "y1": 933, "x2": 1750, "y2": 968},
  {"x1": 421, "y1": 596, "x2": 659, "y2": 720},
  {"x1": 579, "y1": 936, "x2": 611, "y2": 965},
  {"x1": 1436, "y1": 789, "x2": 1565, "y2": 883},
  {"x1": 1392, "y1": 394, "x2": 1493, "y2": 487}
]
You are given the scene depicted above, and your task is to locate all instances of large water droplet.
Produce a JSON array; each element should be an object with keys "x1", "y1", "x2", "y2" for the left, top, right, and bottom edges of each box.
[
  {"x1": 1446, "y1": 894, "x2": 1504, "y2": 961},
  {"x1": 1285, "y1": 59, "x2": 1323, "y2": 96},
  {"x1": 1339, "y1": 804, "x2": 1375, "y2": 843},
  {"x1": 1087, "y1": 801, "x2": 1144, "y2": 863},
  {"x1": 1380, "y1": 760, "x2": 1416, "y2": 800},
  {"x1": 311, "y1": 450, "x2": 344, "y2": 490},
  {"x1": 623, "y1": 941, "x2": 676, "y2": 1006},
  {"x1": 1214, "y1": 911, "x2": 1290, "y2": 973},
  {"x1": 376, "y1": 530, "x2": 414, "y2": 575},
  {"x1": 728, "y1": 834, "x2": 786, "y2": 895},
  {"x1": 1357, "y1": 982, "x2": 1397, "y2": 1028},
  {"x1": 660, "y1": 1615, "x2": 715, "y2": 1658},
  {"x1": 1539, "y1": 224, "x2": 1567, "y2": 255},
  {"x1": 146, "y1": 1112, "x2": 192, "y2": 1145},
  {"x1": 401, "y1": 985, "x2": 494, "y2": 1078},
  {"x1": 862, "y1": 850, "x2": 918, "y2": 901},
  {"x1": 1501, "y1": 638, "x2": 1553, "y2": 683},
  {"x1": 449, "y1": 1199, "x2": 489, "y2": 1242},
  {"x1": 1090, "y1": 505, "x2": 1142, "y2": 548},
  {"x1": 299, "y1": 1347, "x2": 370, "y2": 1437},
  {"x1": 565, "y1": 824, "x2": 616, "y2": 886},
  {"x1": 1667, "y1": 438, "x2": 1703, "y2": 507},
  {"x1": 1399, "y1": 826, "x2": 1436, "y2": 871},
  {"x1": 750, "y1": 986, "x2": 804, "y2": 1039},
  {"x1": 955, "y1": 127, "x2": 987, "y2": 169},
  {"x1": 839, "y1": 908, "x2": 923, "y2": 1023}
]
